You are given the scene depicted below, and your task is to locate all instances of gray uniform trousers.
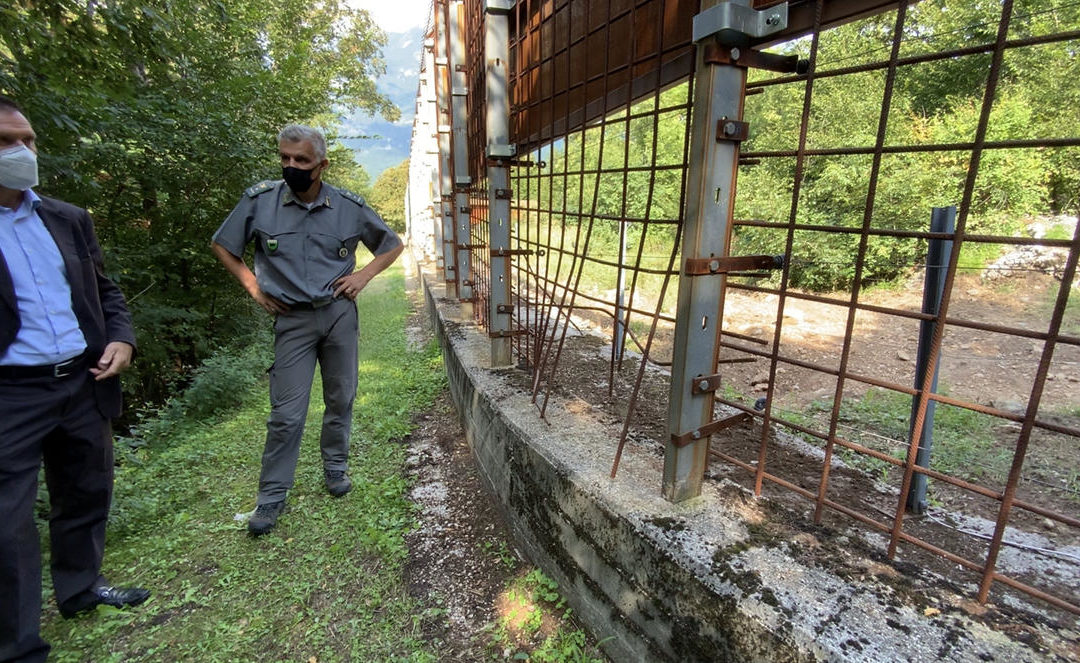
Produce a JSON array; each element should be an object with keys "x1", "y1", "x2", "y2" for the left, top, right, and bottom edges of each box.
[{"x1": 258, "y1": 298, "x2": 358, "y2": 505}]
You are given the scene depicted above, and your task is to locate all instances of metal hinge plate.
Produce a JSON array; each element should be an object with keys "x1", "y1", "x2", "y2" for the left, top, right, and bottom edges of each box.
[
  {"x1": 671, "y1": 412, "x2": 751, "y2": 448},
  {"x1": 684, "y1": 254, "x2": 784, "y2": 276}
]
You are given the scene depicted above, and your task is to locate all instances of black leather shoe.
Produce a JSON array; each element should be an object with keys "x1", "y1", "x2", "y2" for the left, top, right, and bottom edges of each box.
[{"x1": 59, "y1": 585, "x2": 151, "y2": 618}]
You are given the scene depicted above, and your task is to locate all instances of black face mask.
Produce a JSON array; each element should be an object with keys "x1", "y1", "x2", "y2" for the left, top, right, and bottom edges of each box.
[{"x1": 282, "y1": 166, "x2": 316, "y2": 193}]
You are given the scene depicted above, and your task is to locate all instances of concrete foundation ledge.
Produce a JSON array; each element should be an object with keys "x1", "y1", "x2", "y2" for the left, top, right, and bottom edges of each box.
[{"x1": 416, "y1": 263, "x2": 1073, "y2": 662}]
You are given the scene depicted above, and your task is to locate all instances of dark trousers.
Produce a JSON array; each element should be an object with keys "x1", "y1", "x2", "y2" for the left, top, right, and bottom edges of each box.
[
  {"x1": 258, "y1": 299, "x2": 358, "y2": 505},
  {"x1": 0, "y1": 371, "x2": 113, "y2": 663}
]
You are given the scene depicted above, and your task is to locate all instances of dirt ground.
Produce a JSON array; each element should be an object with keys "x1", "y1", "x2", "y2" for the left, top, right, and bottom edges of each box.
[{"x1": 401, "y1": 281, "x2": 606, "y2": 661}]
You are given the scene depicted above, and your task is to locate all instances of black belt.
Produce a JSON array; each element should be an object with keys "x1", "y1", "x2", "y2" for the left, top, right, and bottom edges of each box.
[
  {"x1": 289, "y1": 300, "x2": 334, "y2": 310},
  {"x1": 0, "y1": 352, "x2": 89, "y2": 380}
]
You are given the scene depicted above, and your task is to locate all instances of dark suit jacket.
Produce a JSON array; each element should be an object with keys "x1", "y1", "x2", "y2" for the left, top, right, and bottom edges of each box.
[{"x1": 0, "y1": 195, "x2": 136, "y2": 418}]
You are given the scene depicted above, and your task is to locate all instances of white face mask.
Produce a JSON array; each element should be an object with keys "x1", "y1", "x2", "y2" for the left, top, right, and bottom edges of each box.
[{"x1": 0, "y1": 144, "x2": 39, "y2": 191}]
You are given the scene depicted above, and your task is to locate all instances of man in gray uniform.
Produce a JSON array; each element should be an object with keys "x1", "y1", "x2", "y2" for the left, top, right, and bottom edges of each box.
[{"x1": 211, "y1": 124, "x2": 403, "y2": 536}]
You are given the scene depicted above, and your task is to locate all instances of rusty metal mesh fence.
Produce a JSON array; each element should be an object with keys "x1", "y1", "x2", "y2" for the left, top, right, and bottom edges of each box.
[{"x1": 445, "y1": 0, "x2": 1080, "y2": 616}]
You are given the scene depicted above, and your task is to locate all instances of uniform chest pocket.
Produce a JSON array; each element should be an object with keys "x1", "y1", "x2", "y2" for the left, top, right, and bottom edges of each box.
[
  {"x1": 312, "y1": 232, "x2": 361, "y2": 261},
  {"x1": 255, "y1": 229, "x2": 301, "y2": 256}
]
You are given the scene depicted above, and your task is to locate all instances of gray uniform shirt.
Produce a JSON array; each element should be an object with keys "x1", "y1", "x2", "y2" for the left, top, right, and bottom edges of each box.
[{"x1": 212, "y1": 180, "x2": 401, "y2": 306}]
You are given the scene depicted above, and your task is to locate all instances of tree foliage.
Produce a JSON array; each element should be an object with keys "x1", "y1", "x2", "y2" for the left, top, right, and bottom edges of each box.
[
  {"x1": 0, "y1": 0, "x2": 397, "y2": 408},
  {"x1": 367, "y1": 158, "x2": 409, "y2": 232},
  {"x1": 734, "y1": 0, "x2": 1080, "y2": 290}
]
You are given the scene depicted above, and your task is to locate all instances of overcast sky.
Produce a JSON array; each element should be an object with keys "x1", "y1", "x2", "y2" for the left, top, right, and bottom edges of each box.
[{"x1": 347, "y1": 0, "x2": 431, "y2": 33}]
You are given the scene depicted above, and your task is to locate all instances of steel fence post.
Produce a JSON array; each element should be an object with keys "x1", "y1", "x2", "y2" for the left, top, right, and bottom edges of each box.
[
  {"x1": 906, "y1": 205, "x2": 955, "y2": 513},
  {"x1": 421, "y1": 38, "x2": 444, "y2": 273},
  {"x1": 665, "y1": 0, "x2": 786, "y2": 502},
  {"x1": 449, "y1": 0, "x2": 474, "y2": 316},
  {"x1": 485, "y1": 0, "x2": 514, "y2": 366},
  {"x1": 434, "y1": 0, "x2": 458, "y2": 296}
]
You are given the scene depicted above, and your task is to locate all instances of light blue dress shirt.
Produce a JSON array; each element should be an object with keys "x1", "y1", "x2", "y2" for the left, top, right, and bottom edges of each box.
[{"x1": 0, "y1": 189, "x2": 87, "y2": 366}]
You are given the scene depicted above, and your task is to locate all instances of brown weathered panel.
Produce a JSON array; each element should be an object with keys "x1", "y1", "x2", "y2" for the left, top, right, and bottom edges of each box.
[{"x1": 510, "y1": 0, "x2": 698, "y2": 152}]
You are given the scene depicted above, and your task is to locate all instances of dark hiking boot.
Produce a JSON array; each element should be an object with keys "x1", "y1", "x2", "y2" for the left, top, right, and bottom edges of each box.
[
  {"x1": 248, "y1": 500, "x2": 286, "y2": 535},
  {"x1": 325, "y1": 469, "x2": 352, "y2": 497}
]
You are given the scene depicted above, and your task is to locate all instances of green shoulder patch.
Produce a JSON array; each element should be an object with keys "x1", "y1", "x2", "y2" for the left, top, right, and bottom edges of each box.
[
  {"x1": 338, "y1": 189, "x2": 366, "y2": 207},
  {"x1": 245, "y1": 180, "x2": 277, "y2": 198}
]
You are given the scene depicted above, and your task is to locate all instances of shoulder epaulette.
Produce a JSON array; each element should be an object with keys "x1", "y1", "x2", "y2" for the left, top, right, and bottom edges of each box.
[
  {"x1": 245, "y1": 180, "x2": 278, "y2": 198},
  {"x1": 338, "y1": 189, "x2": 366, "y2": 207}
]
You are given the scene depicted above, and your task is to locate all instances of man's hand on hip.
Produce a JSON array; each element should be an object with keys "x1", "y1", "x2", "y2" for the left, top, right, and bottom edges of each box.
[
  {"x1": 333, "y1": 273, "x2": 371, "y2": 302},
  {"x1": 253, "y1": 288, "x2": 289, "y2": 314},
  {"x1": 91, "y1": 342, "x2": 134, "y2": 381}
]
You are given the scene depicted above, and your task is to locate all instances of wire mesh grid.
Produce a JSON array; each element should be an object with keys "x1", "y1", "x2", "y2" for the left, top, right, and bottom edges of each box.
[{"x1": 446, "y1": 0, "x2": 1080, "y2": 616}]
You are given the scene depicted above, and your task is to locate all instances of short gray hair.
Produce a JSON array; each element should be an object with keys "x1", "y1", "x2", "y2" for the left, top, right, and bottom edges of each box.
[{"x1": 277, "y1": 124, "x2": 327, "y2": 161}]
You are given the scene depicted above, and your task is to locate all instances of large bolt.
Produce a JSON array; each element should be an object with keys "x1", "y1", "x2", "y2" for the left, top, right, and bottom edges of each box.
[
  {"x1": 766, "y1": 13, "x2": 781, "y2": 26},
  {"x1": 691, "y1": 430, "x2": 702, "y2": 440},
  {"x1": 730, "y1": 47, "x2": 741, "y2": 60},
  {"x1": 698, "y1": 379, "x2": 710, "y2": 391},
  {"x1": 723, "y1": 122, "x2": 738, "y2": 136},
  {"x1": 709, "y1": 258, "x2": 721, "y2": 272}
]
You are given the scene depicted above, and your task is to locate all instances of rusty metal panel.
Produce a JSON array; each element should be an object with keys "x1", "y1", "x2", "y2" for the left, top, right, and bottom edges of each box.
[{"x1": 509, "y1": 0, "x2": 699, "y2": 154}]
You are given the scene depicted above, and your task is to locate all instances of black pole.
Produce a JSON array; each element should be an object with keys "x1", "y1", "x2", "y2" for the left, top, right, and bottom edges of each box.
[{"x1": 907, "y1": 206, "x2": 955, "y2": 514}]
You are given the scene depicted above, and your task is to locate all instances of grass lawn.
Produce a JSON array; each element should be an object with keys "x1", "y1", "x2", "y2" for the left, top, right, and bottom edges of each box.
[{"x1": 39, "y1": 265, "x2": 446, "y2": 662}]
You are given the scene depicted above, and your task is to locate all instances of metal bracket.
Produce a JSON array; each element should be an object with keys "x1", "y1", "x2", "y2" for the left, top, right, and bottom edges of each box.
[
  {"x1": 461, "y1": 280, "x2": 474, "y2": 287},
  {"x1": 489, "y1": 329, "x2": 525, "y2": 338},
  {"x1": 716, "y1": 117, "x2": 749, "y2": 142},
  {"x1": 496, "y1": 304, "x2": 514, "y2": 314},
  {"x1": 487, "y1": 143, "x2": 516, "y2": 158},
  {"x1": 484, "y1": 0, "x2": 513, "y2": 14},
  {"x1": 455, "y1": 64, "x2": 467, "y2": 73},
  {"x1": 490, "y1": 248, "x2": 533, "y2": 257},
  {"x1": 701, "y1": 41, "x2": 804, "y2": 73},
  {"x1": 690, "y1": 374, "x2": 723, "y2": 395},
  {"x1": 494, "y1": 188, "x2": 513, "y2": 200},
  {"x1": 459, "y1": 206, "x2": 472, "y2": 214},
  {"x1": 684, "y1": 254, "x2": 784, "y2": 276},
  {"x1": 671, "y1": 412, "x2": 751, "y2": 448},
  {"x1": 452, "y1": 86, "x2": 468, "y2": 96},
  {"x1": 488, "y1": 157, "x2": 545, "y2": 168},
  {"x1": 458, "y1": 243, "x2": 486, "y2": 250},
  {"x1": 692, "y1": 1, "x2": 788, "y2": 44}
]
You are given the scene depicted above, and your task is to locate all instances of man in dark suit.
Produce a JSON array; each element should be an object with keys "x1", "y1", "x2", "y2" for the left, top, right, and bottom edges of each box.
[{"x1": 0, "y1": 96, "x2": 151, "y2": 663}]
